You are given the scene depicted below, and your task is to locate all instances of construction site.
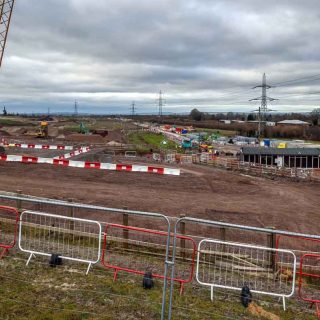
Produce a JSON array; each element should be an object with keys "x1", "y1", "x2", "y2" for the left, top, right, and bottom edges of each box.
[{"x1": 1, "y1": 1, "x2": 320, "y2": 320}]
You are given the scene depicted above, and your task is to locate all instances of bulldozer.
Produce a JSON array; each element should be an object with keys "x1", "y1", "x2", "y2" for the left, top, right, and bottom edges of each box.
[{"x1": 36, "y1": 121, "x2": 49, "y2": 138}]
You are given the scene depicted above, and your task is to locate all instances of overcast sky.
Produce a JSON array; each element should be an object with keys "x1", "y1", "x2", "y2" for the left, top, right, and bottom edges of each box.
[{"x1": 1, "y1": 0, "x2": 320, "y2": 114}]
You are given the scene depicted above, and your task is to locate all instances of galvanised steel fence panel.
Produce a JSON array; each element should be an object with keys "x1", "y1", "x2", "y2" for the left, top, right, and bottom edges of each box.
[
  {"x1": 19, "y1": 210, "x2": 102, "y2": 274},
  {"x1": 196, "y1": 239, "x2": 296, "y2": 310}
]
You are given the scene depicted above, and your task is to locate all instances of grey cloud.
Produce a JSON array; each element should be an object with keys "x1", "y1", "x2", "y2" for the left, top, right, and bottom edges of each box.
[{"x1": 1, "y1": 0, "x2": 320, "y2": 113}]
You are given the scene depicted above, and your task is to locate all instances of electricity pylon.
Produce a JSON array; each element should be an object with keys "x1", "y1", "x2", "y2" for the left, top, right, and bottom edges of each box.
[
  {"x1": 0, "y1": 0, "x2": 15, "y2": 68},
  {"x1": 157, "y1": 90, "x2": 165, "y2": 118},
  {"x1": 250, "y1": 73, "x2": 278, "y2": 138},
  {"x1": 130, "y1": 101, "x2": 136, "y2": 118}
]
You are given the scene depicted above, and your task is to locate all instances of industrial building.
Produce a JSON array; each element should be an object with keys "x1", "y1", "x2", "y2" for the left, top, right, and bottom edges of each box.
[{"x1": 240, "y1": 147, "x2": 320, "y2": 169}]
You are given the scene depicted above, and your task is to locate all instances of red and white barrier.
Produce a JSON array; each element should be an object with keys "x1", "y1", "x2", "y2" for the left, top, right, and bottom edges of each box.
[
  {"x1": 0, "y1": 155, "x2": 180, "y2": 176},
  {"x1": 4, "y1": 143, "x2": 73, "y2": 150},
  {"x1": 54, "y1": 147, "x2": 91, "y2": 160}
]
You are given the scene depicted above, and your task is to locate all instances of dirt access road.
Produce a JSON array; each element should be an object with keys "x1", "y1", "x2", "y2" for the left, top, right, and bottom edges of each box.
[{"x1": 0, "y1": 161, "x2": 319, "y2": 235}]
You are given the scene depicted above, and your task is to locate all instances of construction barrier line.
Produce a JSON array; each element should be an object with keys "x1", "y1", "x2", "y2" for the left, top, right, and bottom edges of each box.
[
  {"x1": 0, "y1": 155, "x2": 181, "y2": 176},
  {"x1": 4, "y1": 143, "x2": 74, "y2": 150},
  {"x1": 54, "y1": 147, "x2": 91, "y2": 160}
]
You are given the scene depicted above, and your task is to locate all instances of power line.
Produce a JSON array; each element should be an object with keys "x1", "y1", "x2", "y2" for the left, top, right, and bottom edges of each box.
[{"x1": 272, "y1": 73, "x2": 320, "y2": 87}]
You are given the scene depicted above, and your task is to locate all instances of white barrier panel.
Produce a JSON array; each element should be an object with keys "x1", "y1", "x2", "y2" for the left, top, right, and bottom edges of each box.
[
  {"x1": 180, "y1": 155, "x2": 192, "y2": 164},
  {"x1": 196, "y1": 239, "x2": 296, "y2": 310},
  {"x1": 19, "y1": 211, "x2": 102, "y2": 274},
  {"x1": 153, "y1": 153, "x2": 161, "y2": 162},
  {"x1": 125, "y1": 151, "x2": 137, "y2": 158},
  {"x1": 165, "y1": 154, "x2": 176, "y2": 164}
]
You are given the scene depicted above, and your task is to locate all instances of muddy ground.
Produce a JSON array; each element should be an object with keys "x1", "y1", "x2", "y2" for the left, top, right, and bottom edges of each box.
[{"x1": 0, "y1": 159, "x2": 318, "y2": 236}]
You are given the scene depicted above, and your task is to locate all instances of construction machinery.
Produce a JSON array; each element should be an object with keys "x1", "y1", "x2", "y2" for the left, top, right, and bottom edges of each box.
[
  {"x1": 79, "y1": 122, "x2": 89, "y2": 135},
  {"x1": 182, "y1": 139, "x2": 193, "y2": 150},
  {"x1": 37, "y1": 121, "x2": 49, "y2": 138}
]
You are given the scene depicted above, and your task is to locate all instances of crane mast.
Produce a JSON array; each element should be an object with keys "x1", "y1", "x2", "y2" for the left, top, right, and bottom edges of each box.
[{"x1": 0, "y1": 0, "x2": 15, "y2": 68}]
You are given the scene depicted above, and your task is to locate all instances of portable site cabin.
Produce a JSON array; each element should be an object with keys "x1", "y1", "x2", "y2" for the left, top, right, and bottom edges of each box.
[{"x1": 240, "y1": 147, "x2": 320, "y2": 169}]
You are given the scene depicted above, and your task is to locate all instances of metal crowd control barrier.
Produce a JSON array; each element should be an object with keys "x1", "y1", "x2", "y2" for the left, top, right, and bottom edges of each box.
[
  {"x1": 125, "y1": 151, "x2": 137, "y2": 158},
  {"x1": 167, "y1": 217, "x2": 320, "y2": 320},
  {"x1": 298, "y1": 254, "x2": 320, "y2": 319},
  {"x1": 0, "y1": 193, "x2": 171, "y2": 320},
  {"x1": 101, "y1": 224, "x2": 196, "y2": 294},
  {"x1": 196, "y1": 239, "x2": 296, "y2": 310},
  {"x1": 19, "y1": 210, "x2": 102, "y2": 274},
  {"x1": 0, "y1": 205, "x2": 19, "y2": 259}
]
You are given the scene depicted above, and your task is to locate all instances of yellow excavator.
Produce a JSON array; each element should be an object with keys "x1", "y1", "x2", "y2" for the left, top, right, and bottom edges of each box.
[{"x1": 36, "y1": 121, "x2": 49, "y2": 138}]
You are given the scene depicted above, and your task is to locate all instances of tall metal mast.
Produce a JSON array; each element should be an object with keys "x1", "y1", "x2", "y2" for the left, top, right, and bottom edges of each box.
[
  {"x1": 157, "y1": 90, "x2": 165, "y2": 118},
  {"x1": 0, "y1": 0, "x2": 15, "y2": 68},
  {"x1": 130, "y1": 101, "x2": 136, "y2": 118},
  {"x1": 250, "y1": 73, "x2": 278, "y2": 138}
]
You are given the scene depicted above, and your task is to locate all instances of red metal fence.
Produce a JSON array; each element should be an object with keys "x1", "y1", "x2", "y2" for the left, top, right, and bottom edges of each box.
[
  {"x1": 101, "y1": 223, "x2": 197, "y2": 294},
  {"x1": 0, "y1": 205, "x2": 19, "y2": 259},
  {"x1": 299, "y1": 254, "x2": 320, "y2": 319}
]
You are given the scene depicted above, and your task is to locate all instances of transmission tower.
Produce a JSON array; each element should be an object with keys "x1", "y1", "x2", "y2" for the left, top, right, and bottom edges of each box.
[
  {"x1": 130, "y1": 101, "x2": 136, "y2": 118},
  {"x1": 74, "y1": 100, "x2": 78, "y2": 116},
  {"x1": 0, "y1": 0, "x2": 15, "y2": 68},
  {"x1": 250, "y1": 73, "x2": 278, "y2": 138},
  {"x1": 157, "y1": 90, "x2": 165, "y2": 118}
]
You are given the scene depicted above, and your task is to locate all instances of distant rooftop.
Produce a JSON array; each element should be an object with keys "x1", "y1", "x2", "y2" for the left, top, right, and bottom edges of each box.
[
  {"x1": 241, "y1": 147, "x2": 320, "y2": 156},
  {"x1": 277, "y1": 120, "x2": 310, "y2": 125}
]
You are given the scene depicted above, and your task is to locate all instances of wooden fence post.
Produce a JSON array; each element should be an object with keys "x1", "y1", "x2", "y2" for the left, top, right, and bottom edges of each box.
[
  {"x1": 68, "y1": 198, "x2": 75, "y2": 230},
  {"x1": 267, "y1": 227, "x2": 276, "y2": 271},
  {"x1": 220, "y1": 225, "x2": 226, "y2": 252},
  {"x1": 16, "y1": 190, "x2": 22, "y2": 213}
]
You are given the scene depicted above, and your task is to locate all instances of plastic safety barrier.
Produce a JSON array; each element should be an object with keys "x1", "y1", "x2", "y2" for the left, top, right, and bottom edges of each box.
[
  {"x1": 0, "y1": 155, "x2": 180, "y2": 176},
  {"x1": 4, "y1": 143, "x2": 73, "y2": 150}
]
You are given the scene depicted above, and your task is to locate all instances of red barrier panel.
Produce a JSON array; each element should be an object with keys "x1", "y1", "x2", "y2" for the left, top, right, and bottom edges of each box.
[
  {"x1": 299, "y1": 254, "x2": 320, "y2": 319},
  {"x1": 276, "y1": 235, "x2": 320, "y2": 263},
  {"x1": 0, "y1": 206, "x2": 19, "y2": 259},
  {"x1": 101, "y1": 224, "x2": 196, "y2": 294}
]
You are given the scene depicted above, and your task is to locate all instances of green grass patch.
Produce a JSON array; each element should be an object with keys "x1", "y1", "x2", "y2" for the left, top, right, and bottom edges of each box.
[
  {"x1": 0, "y1": 252, "x2": 317, "y2": 319},
  {"x1": 128, "y1": 132, "x2": 178, "y2": 152},
  {"x1": 0, "y1": 117, "x2": 35, "y2": 127}
]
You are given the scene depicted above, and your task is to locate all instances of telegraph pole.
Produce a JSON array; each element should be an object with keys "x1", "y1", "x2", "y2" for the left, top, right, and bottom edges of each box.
[{"x1": 250, "y1": 73, "x2": 278, "y2": 138}]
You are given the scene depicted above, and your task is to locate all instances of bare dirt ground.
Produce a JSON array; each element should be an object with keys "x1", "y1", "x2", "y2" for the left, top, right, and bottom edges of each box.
[
  {"x1": 0, "y1": 159, "x2": 319, "y2": 235},
  {"x1": 0, "y1": 117, "x2": 319, "y2": 236}
]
